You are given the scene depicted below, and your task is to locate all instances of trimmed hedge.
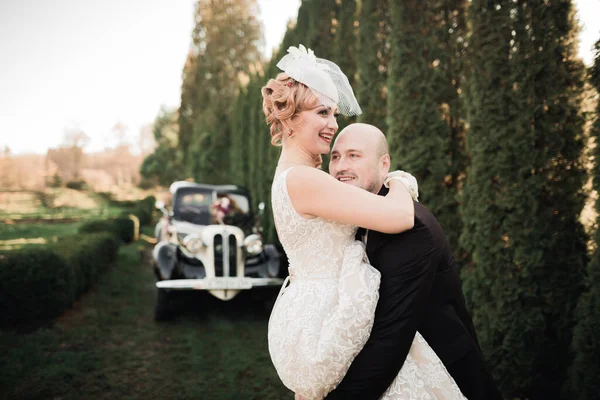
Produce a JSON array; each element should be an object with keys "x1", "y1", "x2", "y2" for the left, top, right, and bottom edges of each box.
[
  {"x1": 77, "y1": 195, "x2": 156, "y2": 243},
  {"x1": 97, "y1": 191, "x2": 137, "y2": 208},
  {"x1": 79, "y1": 218, "x2": 135, "y2": 243},
  {"x1": 97, "y1": 192, "x2": 156, "y2": 227},
  {"x1": 65, "y1": 180, "x2": 87, "y2": 190},
  {"x1": 130, "y1": 195, "x2": 156, "y2": 226},
  {"x1": 0, "y1": 233, "x2": 120, "y2": 329},
  {"x1": 54, "y1": 232, "x2": 120, "y2": 297},
  {"x1": 0, "y1": 248, "x2": 74, "y2": 327}
]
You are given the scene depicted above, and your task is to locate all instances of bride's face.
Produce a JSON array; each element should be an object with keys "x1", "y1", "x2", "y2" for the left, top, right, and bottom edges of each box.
[{"x1": 292, "y1": 105, "x2": 339, "y2": 155}]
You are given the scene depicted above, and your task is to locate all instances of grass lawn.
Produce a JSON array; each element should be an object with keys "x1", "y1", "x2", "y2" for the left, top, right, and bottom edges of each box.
[
  {"x1": 0, "y1": 221, "x2": 84, "y2": 251},
  {"x1": 0, "y1": 190, "x2": 131, "y2": 222},
  {"x1": 0, "y1": 243, "x2": 289, "y2": 400},
  {"x1": 0, "y1": 221, "x2": 82, "y2": 241}
]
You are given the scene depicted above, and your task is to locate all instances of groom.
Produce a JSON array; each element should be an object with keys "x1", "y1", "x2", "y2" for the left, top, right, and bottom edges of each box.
[{"x1": 324, "y1": 123, "x2": 503, "y2": 400}]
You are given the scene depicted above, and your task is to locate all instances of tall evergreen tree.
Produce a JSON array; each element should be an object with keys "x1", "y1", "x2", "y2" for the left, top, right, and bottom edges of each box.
[
  {"x1": 140, "y1": 107, "x2": 183, "y2": 186},
  {"x1": 179, "y1": 0, "x2": 262, "y2": 184},
  {"x1": 333, "y1": 0, "x2": 358, "y2": 134},
  {"x1": 305, "y1": 0, "x2": 338, "y2": 60},
  {"x1": 178, "y1": 52, "x2": 197, "y2": 164},
  {"x1": 569, "y1": 37, "x2": 600, "y2": 400},
  {"x1": 333, "y1": 0, "x2": 357, "y2": 87},
  {"x1": 247, "y1": 72, "x2": 280, "y2": 243},
  {"x1": 386, "y1": 0, "x2": 467, "y2": 253},
  {"x1": 460, "y1": 1, "x2": 588, "y2": 398},
  {"x1": 356, "y1": 0, "x2": 390, "y2": 126},
  {"x1": 229, "y1": 84, "x2": 251, "y2": 186}
]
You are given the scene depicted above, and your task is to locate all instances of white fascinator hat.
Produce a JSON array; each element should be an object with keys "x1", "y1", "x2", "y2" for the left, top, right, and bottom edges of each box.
[{"x1": 276, "y1": 44, "x2": 362, "y2": 117}]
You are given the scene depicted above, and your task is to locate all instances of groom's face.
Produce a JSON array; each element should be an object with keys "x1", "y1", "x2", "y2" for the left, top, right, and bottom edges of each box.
[{"x1": 329, "y1": 127, "x2": 388, "y2": 194}]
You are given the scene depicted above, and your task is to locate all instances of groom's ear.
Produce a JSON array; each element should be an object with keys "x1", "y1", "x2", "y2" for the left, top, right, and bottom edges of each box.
[{"x1": 380, "y1": 153, "x2": 391, "y2": 177}]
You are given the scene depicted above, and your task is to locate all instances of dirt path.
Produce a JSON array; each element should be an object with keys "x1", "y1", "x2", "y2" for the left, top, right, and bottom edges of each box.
[{"x1": 0, "y1": 243, "x2": 289, "y2": 400}]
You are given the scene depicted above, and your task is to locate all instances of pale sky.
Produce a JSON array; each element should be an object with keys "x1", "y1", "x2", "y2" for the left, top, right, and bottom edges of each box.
[{"x1": 0, "y1": 0, "x2": 597, "y2": 155}]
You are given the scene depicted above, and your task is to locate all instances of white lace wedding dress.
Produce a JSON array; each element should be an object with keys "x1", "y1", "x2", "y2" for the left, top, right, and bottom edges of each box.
[{"x1": 268, "y1": 168, "x2": 467, "y2": 400}]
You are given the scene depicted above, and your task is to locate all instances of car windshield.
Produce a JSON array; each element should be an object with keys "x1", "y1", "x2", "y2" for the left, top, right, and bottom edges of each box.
[
  {"x1": 174, "y1": 189, "x2": 213, "y2": 225},
  {"x1": 173, "y1": 188, "x2": 252, "y2": 227},
  {"x1": 211, "y1": 192, "x2": 251, "y2": 225}
]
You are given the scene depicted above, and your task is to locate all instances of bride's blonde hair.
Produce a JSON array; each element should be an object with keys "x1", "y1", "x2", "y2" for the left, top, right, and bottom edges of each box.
[{"x1": 261, "y1": 73, "x2": 319, "y2": 146}]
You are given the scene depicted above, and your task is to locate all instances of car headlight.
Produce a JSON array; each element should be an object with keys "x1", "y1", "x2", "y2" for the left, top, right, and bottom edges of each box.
[
  {"x1": 244, "y1": 234, "x2": 263, "y2": 255},
  {"x1": 182, "y1": 234, "x2": 204, "y2": 254}
]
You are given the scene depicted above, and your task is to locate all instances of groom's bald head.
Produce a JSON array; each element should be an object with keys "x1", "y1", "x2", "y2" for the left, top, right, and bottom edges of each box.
[
  {"x1": 329, "y1": 123, "x2": 390, "y2": 194},
  {"x1": 335, "y1": 123, "x2": 388, "y2": 157}
]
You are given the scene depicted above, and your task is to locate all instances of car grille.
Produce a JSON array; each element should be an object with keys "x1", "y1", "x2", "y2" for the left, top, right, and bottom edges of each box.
[{"x1": 213, "y1": 233, "x2": 238, "y2": 277}]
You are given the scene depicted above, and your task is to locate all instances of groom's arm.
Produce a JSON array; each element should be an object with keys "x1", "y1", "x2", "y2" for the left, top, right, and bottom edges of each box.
[{"x1": 325, "y1": 230, "x2": 438, "y2": 400}]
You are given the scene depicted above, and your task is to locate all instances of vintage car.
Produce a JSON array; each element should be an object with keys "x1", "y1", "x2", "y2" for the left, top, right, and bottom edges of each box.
[{"x1": 152, "y1": 181, "x2": 283, "y2": 320}]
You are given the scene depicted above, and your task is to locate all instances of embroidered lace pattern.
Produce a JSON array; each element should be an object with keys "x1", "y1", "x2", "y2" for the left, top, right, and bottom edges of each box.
[{"x1": 268, "y1": 168, "x2": 466, "y2": 400}]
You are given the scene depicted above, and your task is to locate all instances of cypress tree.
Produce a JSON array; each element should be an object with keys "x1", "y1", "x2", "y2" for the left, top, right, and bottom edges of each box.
[
  {"x1": 461, "y1": 1, "x2": 587, "y2": 398},
  {"x1": 305, "y1": 0, "x2": 337, "y2": 60},
  {"x1": 247, "y1": 76, "x2": 262, "y2": 204},
  {"x1": 356, "y1": 0, "x2": 390, "y2": 127},
  {"x1": 178, "y1": 52, "x2": 197, "y2": 170},
  {"x1": 294, "y1": 0, "x2": 310, "y2": 49},
  {"x1": 140, "y1": 107, "x2": 183, "y2": 186},
  {"x1": 333, "y1": 0, "x2": 357, "y2": 87},
  {"x1": 180, "y1": 0, "x2": 262, "y2": 184},
  {"x1": 386, "y1": 0, "x2": 467, "y2": 253},
  {"x1": 569, "y1": 38, "x2": 600, "y2": 400},
  {"x1": 248, "y1": 71, "x2": 280, "y2": 244},
  {"x1": 229, "y1": 84, "x2": 250, "y2": 185},
  {"x1": 333, "y1": 0, "x2": 358, "y2": 135}
]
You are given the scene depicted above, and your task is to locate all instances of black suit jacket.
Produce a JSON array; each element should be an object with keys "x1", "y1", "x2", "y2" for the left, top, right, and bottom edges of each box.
[{"x1": 326, "y1": 195, "x2": 503, "y2": 400}]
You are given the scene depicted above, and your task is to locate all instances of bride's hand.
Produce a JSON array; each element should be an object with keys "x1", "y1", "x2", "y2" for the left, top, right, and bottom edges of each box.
[
  {"x1": 294, "y1": 394, "x2": 306, "y2": 400},
  {"x1": 385, "y1": 170, "x2": 419, "y2": 202}
]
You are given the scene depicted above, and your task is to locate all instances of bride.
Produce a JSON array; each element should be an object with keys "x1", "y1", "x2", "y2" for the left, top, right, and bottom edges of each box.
[{"x1": 263, "y1": 45, "x2": 466, "y2": 400}]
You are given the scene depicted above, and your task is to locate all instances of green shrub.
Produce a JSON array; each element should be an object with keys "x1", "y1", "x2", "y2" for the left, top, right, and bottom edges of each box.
[
  {"x1": 141, "y1": 195, "x2": 156, "y2": 208},
  {"x1": 0, "y1": 248, "x2": 74, "y2": 327},
  {"x1": 114, "y1": 199, "x2": 137, "y2": 208},
  {"x1": 129, "y1": 206, "x2": 150, "y2": 226},
  {"x1": 79, "y1": 218, "x2": 135, "y2": 243},
  {"x1": 138, "y1": 177, "x2": 156, "y2": 190},
  {"x1": 47, "y1": 173, "x2": 62, "y2": 188},
  {"x1": 98, "y1": 192, "x2": 137, "y2": 208},
  {"x1": 65, "y1": 180, "x2": 87, "y2": 190},
  {"x1": 97, "y1": 191, "x2": 112, "y2": 200},
  {"x1": 36, "y1": 191, "x2": 54, "y2": 208},
  {"x1": 79, "y1": 220, "x2": 113, "y2": 234},
  {"x1": 0, "y1": 233, "x2": 120, "y2": 329},
  {"x1": 113, "y1": 218, "x2": 135, "y2": 243},
  {"x1": 127, "y1": 196, "x2": 156, "y2": 227},
  {"x1": 54, "y1": 233, "x2": 120, "y2": 297}
]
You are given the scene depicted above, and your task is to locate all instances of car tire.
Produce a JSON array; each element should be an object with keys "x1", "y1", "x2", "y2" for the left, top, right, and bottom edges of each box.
[
  {"x1": 154, "y1": 288, "x2": 172, "y2": 321},
  {"x1": 259, "y1": 245, "x2": 281, "y2": 278},
  {"x1": 263, "y1": 292, "x2": 278, "y2": 313}
]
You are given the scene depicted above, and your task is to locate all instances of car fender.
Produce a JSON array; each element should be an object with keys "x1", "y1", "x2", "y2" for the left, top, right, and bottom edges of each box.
[
  {"x1": 260, "y1": 244, "x2": 281, "y2": 278},
  {"x1": 152, "y1": 241, "x2": 177, "y2": 280}
]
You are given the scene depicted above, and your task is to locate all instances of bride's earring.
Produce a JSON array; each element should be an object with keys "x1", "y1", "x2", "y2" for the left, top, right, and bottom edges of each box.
[{"x1": 288, "y1": 129, "x2": 294, "y2": 139}]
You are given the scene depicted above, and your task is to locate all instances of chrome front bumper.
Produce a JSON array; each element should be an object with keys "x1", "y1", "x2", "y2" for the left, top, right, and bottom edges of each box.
[{"x1": 156, "y1": 277, "x2": 284, "y2": 291}]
